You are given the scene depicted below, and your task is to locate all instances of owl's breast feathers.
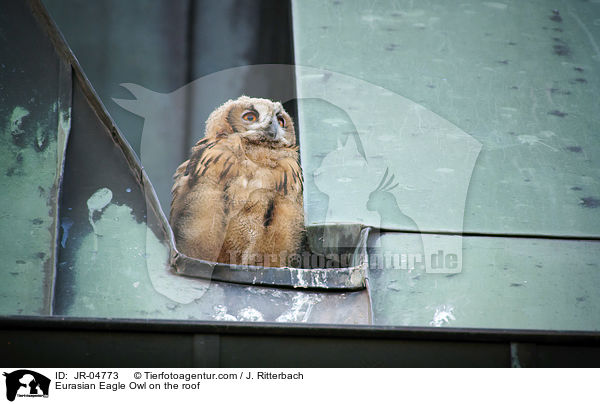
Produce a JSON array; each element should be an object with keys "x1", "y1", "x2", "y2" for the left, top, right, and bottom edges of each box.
[
  {"x1": 172, "y1": 135, "x2": 303, "y2": 198},
  {"x1": 170, "y1": 135, "x2": 304, "y2": 266}
]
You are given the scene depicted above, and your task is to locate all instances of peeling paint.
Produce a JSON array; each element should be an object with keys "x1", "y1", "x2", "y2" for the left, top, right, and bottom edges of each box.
[
  {"x1": 86, "y1": 188, "x2": 112, "y2": 253},
  {"x1": 276, "y1": 293, "x2": 323, "y2": 322},
  {"x1": 8, "y1": 106, "x2": 29, "y2": 137}
]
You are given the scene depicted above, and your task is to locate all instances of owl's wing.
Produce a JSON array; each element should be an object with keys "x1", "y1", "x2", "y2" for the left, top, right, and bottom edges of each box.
[
  {"x1": 172, "y1": 136, "x2": 243, "y2": 193},
  {"x1": 170, "y1": 135, "x2": 244, "y2": 229},
  {"x1": 275, "y1": 153, "x2": 304, "y2": 197},
  {"x1": 170, "y1": 136, "x2": 246, "y2": 260}
]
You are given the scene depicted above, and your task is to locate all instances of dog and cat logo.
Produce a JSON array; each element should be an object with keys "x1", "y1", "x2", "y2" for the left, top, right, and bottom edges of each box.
[{"x1": 2, "y1": 370, "x2": 50, "y2": 401}]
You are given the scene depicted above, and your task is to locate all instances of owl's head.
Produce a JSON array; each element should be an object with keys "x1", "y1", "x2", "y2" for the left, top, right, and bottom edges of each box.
[{"x1": 205, "y1": 96, "x2": 295, "y2": 147}]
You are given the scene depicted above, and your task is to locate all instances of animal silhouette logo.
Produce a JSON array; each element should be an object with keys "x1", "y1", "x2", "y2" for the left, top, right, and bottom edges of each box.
[
  {"x1": 3, "y1": 370, "x2": 50, "y2": 401},
  {"x1": 367, "y1": 168, "x2": 419, "y2": 232},
  {"x1": 365, "y1": 168, "x2": 425, "y2": 270},
  {"x1": 114, "y1": 64, "x2": 482, "y2": 274}
]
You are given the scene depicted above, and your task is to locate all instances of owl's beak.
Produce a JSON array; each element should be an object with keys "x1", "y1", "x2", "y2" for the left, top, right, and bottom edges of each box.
[{"x1": 267, "y1": 118, "x2": 281, "y2": 140}]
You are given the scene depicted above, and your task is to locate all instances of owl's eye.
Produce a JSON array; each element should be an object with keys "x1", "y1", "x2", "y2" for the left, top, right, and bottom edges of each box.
[
  {"x1": 277, "y1": 116, "x2": 285, "y2": 128},
  {"x1": 242, "y1": 112, "x2": 258, "y2": 122}
]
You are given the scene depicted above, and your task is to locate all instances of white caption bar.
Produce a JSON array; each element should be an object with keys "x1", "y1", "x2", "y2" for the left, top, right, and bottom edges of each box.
[{"x1": 0, "y1": 368, "x2": 595, "y2": 403}]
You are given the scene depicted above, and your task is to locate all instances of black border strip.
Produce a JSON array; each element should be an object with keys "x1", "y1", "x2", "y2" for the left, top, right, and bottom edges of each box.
[{"x1": 2, "y1": 316, "x2": 599, "y2": 346}]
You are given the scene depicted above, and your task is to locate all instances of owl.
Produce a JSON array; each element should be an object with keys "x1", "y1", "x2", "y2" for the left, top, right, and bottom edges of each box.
[{"x1": 170, "y1": 96, "x2": 304, "y2": 267}]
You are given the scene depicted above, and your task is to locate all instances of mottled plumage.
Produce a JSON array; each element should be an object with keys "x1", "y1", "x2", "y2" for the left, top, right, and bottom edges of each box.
[{"x1": 170, "y1": 96, "x2": 304, "y2": 267}]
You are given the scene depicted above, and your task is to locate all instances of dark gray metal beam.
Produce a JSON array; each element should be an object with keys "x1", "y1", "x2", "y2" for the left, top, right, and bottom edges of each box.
[{"x1": 2, "y1": 317, "x2": 600, "y2": 367}]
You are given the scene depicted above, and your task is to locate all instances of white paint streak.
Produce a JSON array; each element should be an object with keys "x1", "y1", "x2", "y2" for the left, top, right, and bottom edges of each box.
[
  {"x1": 86, "y1": 188, "x2": 113, "y2": 253},
  {"x1": 276, "y1": 294, "x2": 322, "y2": 323},
  {"x1": 430, "y1": 304, "x2": 456, "y2": 327}
]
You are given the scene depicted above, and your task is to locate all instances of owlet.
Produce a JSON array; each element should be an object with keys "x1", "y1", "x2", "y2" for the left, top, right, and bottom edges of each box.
[{"x1": 170, "y1": 96, "x2": 304, "y2": 267}]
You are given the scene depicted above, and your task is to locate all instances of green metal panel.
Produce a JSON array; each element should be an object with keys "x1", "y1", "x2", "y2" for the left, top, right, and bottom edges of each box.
[
  {"x1": 0, "y1": 0, "x2": 71, "y2": 315},
  {"x1": 368, "y1": 232, "x2": 600, "y2": 330},
  {"x1": 291, "y1": 0, "x2": 600, "y2": 331},
  {"x1": 292, "y1": 0, "x2": 600, "y2": 238}
]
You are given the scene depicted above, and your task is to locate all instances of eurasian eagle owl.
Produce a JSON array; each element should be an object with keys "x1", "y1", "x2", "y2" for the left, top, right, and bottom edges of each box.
[{"x1": 170, "y1": 96, "x2": 304, "y2": 267}]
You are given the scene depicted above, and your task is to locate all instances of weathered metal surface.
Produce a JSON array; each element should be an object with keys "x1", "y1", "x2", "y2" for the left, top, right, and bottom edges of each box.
[
  {"x1": 291, "y1": 0, "x2": 600, "y2": 332},
  {"x1": 292, "y1": 0, "x2": 600, "y2": 239},
  {"x1": 0, "y1": 0, "x2": 71, "y2": 315},
  {"x1": 368, "y1": 232, "x2": 600, "y2": 331}
]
